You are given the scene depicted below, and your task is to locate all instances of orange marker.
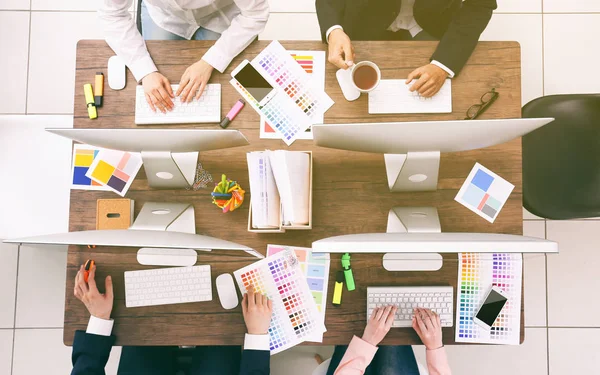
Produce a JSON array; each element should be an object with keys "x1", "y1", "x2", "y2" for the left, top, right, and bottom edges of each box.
[{"x1": 84, "y1": 259, "x2": 95, "y2": 283}]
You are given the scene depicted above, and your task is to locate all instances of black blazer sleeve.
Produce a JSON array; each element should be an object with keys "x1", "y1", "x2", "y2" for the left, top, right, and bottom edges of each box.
[
  {"x1": 315, "y1": 0, "x2": 347, "y2": 41},
  {"x1": 71, "y1": 331, "x2": 115, "y2": 375},
  {"x1": 239, "y1": 349, "x2": 270, "y2": 375},
  {"x1": 430, "y1": 0, "x2": 497, "y2": 75}
]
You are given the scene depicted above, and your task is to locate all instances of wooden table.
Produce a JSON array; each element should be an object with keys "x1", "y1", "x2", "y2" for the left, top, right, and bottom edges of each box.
[{"x1": 65, "y1": 40, "x2": 523, "y2": 346}]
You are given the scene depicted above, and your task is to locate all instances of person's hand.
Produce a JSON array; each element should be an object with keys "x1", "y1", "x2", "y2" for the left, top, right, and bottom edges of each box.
[
  {"x1": 361, "y1": 305, "x2": 398, "y2": 346},
  {"x1": 142, "y1": 72, "x2": 174, "y2": 113},
  {"x1": 412, "y1": 308, "x2": 443, "y2": 350},
  {"x1": 176, "y1": 59, "x2": 214, "y2": 103},
  {"x1": 406, "y1": 64, "x2": 448, "y2": 98},
  {"x1": 74, "y1": 264, "x2": 114, "y2": 320},
  {"x1": 327, "y1": 28, "x2": 355, "y2": 70},
  {"x1": 242, "y1": 285, "x2": 273, "y2": 335}
]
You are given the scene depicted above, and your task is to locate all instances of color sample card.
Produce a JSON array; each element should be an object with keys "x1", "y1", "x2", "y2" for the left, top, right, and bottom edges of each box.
[
  {"x1": 71, "y1": 144, "x2": 110, "y2": 191},
  {"x1": 260, "y1": 50, "x2": 326, "y2": 141},
  {"x1": 234, "y1": 250, "x2": 326, "y2": 354},
  {"x1": 455, "y1": 253, "x2": 522, "y2": 345},
  {"x1": 267, "y1": 245, "x2": 330, "y2": 342},
  {"x1": 86, "y1": 149, "x2": 143, "y2": 197},
  {"x1": 455, "y1": 163, "x2": 514, "y2": 223}
]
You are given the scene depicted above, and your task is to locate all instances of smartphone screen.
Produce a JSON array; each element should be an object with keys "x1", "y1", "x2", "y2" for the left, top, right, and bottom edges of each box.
[
  {"x1": 233, "y1": 64, "x2": 274, "y2": 102},
  {"x1": 476, "y1": 289, "x2": 508, "y2": 326}
]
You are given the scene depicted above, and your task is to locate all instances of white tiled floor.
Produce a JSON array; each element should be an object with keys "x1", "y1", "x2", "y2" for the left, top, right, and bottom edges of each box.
[{"x1": 1, "y1": 2, "x2": 600, "y2": 374}]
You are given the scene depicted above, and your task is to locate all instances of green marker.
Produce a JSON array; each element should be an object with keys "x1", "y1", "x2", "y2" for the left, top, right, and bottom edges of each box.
[{"x1": 341, "y1": 253, "x2": 355, "y2": 291}]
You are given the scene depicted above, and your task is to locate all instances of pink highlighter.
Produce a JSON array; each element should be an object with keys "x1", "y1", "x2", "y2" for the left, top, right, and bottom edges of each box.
[{"x1": 220, "y1": 99, "x2": 246, "y2": 129}]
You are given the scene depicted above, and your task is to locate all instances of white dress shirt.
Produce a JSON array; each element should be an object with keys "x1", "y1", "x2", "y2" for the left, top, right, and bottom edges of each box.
[
  {"x1": 86, "y1": 315, "x2": 270, "y2": 350},
  {"x1": 325, "y1": 0, "x2": 455, "y2": 78},
  {"x1": 98, "y1": 0, "x2": 269, "y2": 82}
]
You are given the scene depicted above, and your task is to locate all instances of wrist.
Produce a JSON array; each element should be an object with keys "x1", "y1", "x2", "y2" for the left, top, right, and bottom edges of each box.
[
  {"x1": 425, "y1": 343, "x2": 443, "y2": 350},
  {"x1": 93, "y1": 312, "x2": 111, "y2": 320},
  {"x1": 247, "y1": 328, "x2": 268, "y2": 335},
  {"x1": 361, "y1": 335, "x2": 378, "y2": 347}
]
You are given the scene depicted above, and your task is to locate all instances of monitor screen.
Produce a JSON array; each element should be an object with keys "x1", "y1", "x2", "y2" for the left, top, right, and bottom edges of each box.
[{"x1": 233, "y1": 63, "x2": 274, "y2": 102}]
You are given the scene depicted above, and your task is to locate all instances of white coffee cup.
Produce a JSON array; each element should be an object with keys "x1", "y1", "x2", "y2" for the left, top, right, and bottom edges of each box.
[{"x1": 350, "y1": 61, "x2": 381, "y2": 93}]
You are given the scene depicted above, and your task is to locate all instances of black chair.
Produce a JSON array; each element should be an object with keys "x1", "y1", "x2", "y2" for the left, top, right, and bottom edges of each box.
[{"x1": 522, "y1": 94, "x2": 600, "y2": 219}]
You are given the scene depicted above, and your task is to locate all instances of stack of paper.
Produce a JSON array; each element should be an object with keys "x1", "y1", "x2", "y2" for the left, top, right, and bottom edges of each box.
[
  {"x1": 247, "y1": 150, "x2": 311, "y2": 229},
  {"x1": 268, "y1": 150, "x2": 310, "y2": 225},
  {"x1": 247, "y1": 152, "x2": 280, "y2": 228}
]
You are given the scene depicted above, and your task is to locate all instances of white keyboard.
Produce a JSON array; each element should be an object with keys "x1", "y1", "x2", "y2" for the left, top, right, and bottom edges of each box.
[
  {"x1": 367, "y1": 286, "x2": 454, "y2": 327},
  {"x1": 135, "y1": 84, "x2": 221, "y2": 125},
  {"x1": 368, "y1": 79, "x2": 452, "y2": 114},
  {"x1": 125, "y1": 265, "x2": 212, "y2": 308}
]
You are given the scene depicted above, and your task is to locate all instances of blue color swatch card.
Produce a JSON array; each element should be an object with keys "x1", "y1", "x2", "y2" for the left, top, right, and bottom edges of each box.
[{"x1": 455, "y1": 163, "x2": 514, "y2": 223}]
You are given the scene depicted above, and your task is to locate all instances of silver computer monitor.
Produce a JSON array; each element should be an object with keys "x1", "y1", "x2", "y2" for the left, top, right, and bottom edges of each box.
[
  {"x1": 312, "y1": 118, "x2": 554, "y2": 192},
  {"x1": 47, "y1": 128, "x2": 249, "y2": 189}
]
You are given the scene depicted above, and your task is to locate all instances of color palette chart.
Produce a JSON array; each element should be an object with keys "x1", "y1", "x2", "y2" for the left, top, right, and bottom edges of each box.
[
  {"x1": 260, "y1": 50, "x2": 326, "y2": 141},
  {"x1": 455, "y1": 163, "x2": 514, "y2": 223},
  {"x1": 71, "y1": 144, "x2": 110, "y2": 191},
  {"x1": 455, "y1": 253, "x2": 522, "y2": 345},
  {"x1": 86, "y1": 149, "x2": 143, "y2": 197},
  {"x1": 234, "y1": 249, "x2": 326, "y2": 354},
  {"x1": 267, "y1": 245, "x2": 330, "y2": 342}
]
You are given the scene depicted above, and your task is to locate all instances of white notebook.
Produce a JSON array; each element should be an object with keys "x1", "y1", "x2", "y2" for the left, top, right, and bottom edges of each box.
[
  {"x1": 368, "y1": 79, "x2": 452, "y2": 114},
  {"x1": 247, "y1": 152, "x2": 281, "y2": 228},
  {"x1": 268, "y1": 150, "x2": 310, "y2": 225}
]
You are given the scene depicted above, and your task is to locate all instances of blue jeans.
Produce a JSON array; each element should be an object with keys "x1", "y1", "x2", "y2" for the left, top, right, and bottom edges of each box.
[
  {"x1": 141, "y1": 1, "x2": 221, "y2": 41},
  {"x1": 326, "y1": 345, "x2": 420, "y2": 375}
]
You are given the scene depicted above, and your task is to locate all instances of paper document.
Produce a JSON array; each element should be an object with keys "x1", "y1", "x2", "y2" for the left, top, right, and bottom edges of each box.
[
  {"x1": 268, "y1": 150, "x2": 310, "y2": 225},
  {"x1": 247, "y1": 152, "x2": 281, "y2": 228}
]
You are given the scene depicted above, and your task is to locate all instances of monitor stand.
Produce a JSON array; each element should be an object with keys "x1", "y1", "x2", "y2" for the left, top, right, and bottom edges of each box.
[
  {"x1": 141, "y1": 151, "x2": 198, "y2": 189},
  {"x1": 129, "y1": 202, "x2": 196, "y2": 234},
  {"x1": 382, "y1": 207, "x2": 443, "y2": 272},
  {"x1": 384, "y1": 151, "x2": 440, "y2": 192}
]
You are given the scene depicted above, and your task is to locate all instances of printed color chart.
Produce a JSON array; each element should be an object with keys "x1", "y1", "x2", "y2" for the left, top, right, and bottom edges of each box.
[
  {"x1": 455, "y1": 253, "x2": 522, "y2": 345},
  {"x1": 71, "y1": 144, "x2": 110, "y2": 191},
  {"x1": 234, "y1": 250, "x2": 325, "y2": 354},
  {"x1": 267, "y1": 245, "x2": 330, "y2": 342},
  {"x1": 86, "y1": 149, "x2": 143, "y2": 197},
  {"x1": 455, "y1": 163, "x2": 514, "y2": 223}
]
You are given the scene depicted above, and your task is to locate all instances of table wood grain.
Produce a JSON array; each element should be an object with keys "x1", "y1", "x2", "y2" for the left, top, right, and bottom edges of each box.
[{"x1": 65, "y1": 40, "x2": 523, "y2": 346}]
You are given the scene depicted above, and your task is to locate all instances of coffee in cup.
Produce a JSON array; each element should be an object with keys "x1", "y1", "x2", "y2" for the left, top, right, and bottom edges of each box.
[{"x1": 351, "y1": 61, "x2": 381, "y2": 92}]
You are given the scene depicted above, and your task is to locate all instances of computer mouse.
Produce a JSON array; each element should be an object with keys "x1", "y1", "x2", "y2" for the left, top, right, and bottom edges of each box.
[
  {"x1": 216, "y1": 273, "x2": 239, "y2": 310},
  {"x1": 107, "y1": 55, "x2": 126, "y2": 90}
]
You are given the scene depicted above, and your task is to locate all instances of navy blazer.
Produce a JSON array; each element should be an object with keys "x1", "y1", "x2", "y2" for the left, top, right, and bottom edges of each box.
[{"x1": 70, "y1": 331, "x2": 270, "y2": 375}]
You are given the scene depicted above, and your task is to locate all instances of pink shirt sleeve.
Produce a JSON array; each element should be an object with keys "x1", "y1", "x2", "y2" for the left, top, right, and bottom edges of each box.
[
  {"x1": 333, "y1": 336, "x2": 378, "y2": 375},
  {"x1": 426, "y1": 346, "x2": 452, "y2": 375}
]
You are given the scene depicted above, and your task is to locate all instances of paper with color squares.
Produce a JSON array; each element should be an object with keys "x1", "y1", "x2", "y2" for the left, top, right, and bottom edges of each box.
[
  {"x1": 455, "y1": 163, "x2": 514, "y2": 223},
  {"x1": 267, "y1": 245, "x2": 330, "y2": 342},
  {"x1": 85, "y1": 149, "x2": 143, "y2": 197},
  {"x1": 260, "y1": 50, "x2": 327, "y2": 140},
  {"x1": 71, "y1": 144, "x2": 110, "y2": 191},
  {"x1": 234, "y1": 249, "x2": 326, "y2": 354},
  {"x1": 455, "y1": 253, "x2": 523, "y2": 345}
]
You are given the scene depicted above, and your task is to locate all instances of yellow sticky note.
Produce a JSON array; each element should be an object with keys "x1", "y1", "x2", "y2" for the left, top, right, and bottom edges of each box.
[
  {"x1": 74, "y1": 154, "x2": 94, "y2": 167},
  {"x1": 91, "y1": 160, "x2": 115, "y2": 184}
]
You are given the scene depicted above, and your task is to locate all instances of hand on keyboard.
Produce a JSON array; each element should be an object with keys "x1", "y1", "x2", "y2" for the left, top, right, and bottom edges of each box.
[
  {"x1": 406, "y1": 63, "x2": 449, "y2": 98},
  {"x1": 361, "y1": 305, "x2": 398, "y2": 346},
  {"x1": 141, "y1": 72, "x2": 174, "y2": 113},
  {"x1": 176, "y1": 59, "x2": 214, "y2": 103},
  {"x1": 413, "y1": 308, "x2": 444, "y2": 350}
]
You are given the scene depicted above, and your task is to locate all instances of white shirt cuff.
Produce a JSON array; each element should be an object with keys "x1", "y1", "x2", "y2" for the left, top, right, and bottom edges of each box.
[
  {"x1": 431, "y1": 60, "x2": 455, "y2": 78},
  {"x1": 201, "y1": 45, "x2": 231, "y2": 74},
  {"x1": 128, "y1": 55, "x2": 158, "y2": 83},
  {"x1": 86, "y1": 315, "x2": 114, "y2": 337},
  {"x1": 243, "y1": 333, "x2": 270, "y2": 351},
  {"x1": 325, "y1": 25, "x2": 343, "y2": 43}
]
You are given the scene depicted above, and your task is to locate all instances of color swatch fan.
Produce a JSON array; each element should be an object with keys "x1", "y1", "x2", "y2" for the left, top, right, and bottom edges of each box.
[
  {"x1": 234, "y1": 249, "x2": 326, "y2": 354},
  {"x1": 86, "y1": 149, "x2": 143, "y2": 196},
  {"x1": 455, "y1": 253, "x2": 522, "y2": 345}
]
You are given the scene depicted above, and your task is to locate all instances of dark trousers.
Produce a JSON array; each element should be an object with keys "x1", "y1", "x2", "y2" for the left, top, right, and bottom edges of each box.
[
  {"x1": 117, "y1": 346, "x2": 242, "y2": 375},
  {"x1": 326, "y1": 345, "x2": 420, "y2": 375}
]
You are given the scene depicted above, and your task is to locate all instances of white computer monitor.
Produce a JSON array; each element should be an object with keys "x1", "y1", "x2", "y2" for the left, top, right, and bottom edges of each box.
[
  {"x1": 312, "y1": 118, "x2": 554, "y2": 192},
  {"x1": 47, "y1": 128, "x2": 249, "y2": 189}
]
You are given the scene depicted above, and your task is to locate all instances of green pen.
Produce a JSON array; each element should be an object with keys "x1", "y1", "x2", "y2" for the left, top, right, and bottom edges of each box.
[{"x1": 341, "y1": 253, "x2": 355, "y2": 291}]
